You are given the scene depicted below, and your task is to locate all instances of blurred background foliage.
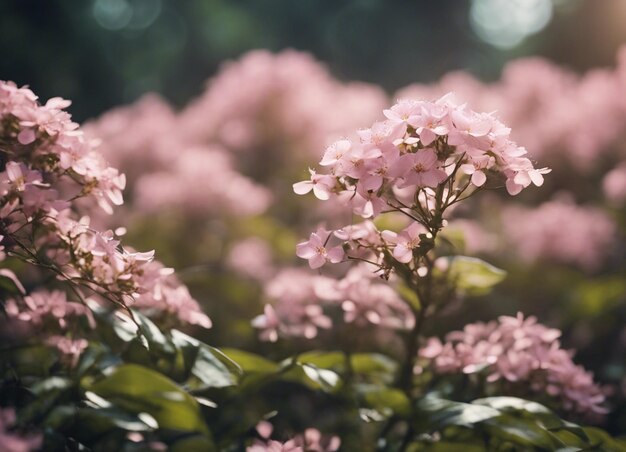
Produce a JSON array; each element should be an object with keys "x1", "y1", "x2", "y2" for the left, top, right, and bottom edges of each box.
[{"x1": 2, "y1": 0, "x2": 626, "y2": 122}]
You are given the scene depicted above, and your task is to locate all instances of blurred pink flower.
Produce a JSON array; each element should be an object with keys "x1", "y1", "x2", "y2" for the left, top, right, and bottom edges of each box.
[
  {"x1": 253, "y1": 268, "x2": 335, "y2": 341},
  {"x1": 249, "y1": 423, "x2": 339, "y2": 452},
  {"x1": 227, "y1": 237, "x2": 274, "y2": 281},
  {"x1": 6, "y1": 290, "x2": 95, "y2": 330},
  {"x1": 0, "y1": 408, "x2": 41, "y2": 452},
  {"x1": 46, "y1": 336, "x2": 89, "y2": 367},
  {"x1": 132, "y1": 260, "x2": 212, "y2": 329},
  {"x1": 502, "y1": 196, "x2": 616, "y2": 271},
  {"x1": 603, "y1": 163, "x2": 626, "y2": 204}
]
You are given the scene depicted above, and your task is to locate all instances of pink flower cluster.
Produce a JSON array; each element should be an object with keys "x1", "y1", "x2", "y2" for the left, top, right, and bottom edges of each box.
[
  {"x1": 131, "y1": 260, "x2": 212, "y2": 328},
  {"x1": 3, "y1": 288, "x2": 93, "y2": 367},
  {"x1": 294, "y1": 95, "x2": 548, "y2": 271},
  {"x1": 84, "y1": 96, "x2": 271, "y2": 220},
  {"x1": 0, "y1": 81, "x2": 211, "y2": 330},
  {"x1": 5, "y1": 289, "x2": 95, "y2": 329},
  {"x1": 252, "y1": 264, "x2": 413, "y2": 342},
  {"x1": 0, "y1": 81, "x2": 143, "y2": 299},
  {"x1": 419, "y1": 313, "x2": 607, "y2": 417},
  {"x1": 397, "y1": 45, "x2": 626, "y2": 173},
  {"x1": 248, "y1": 422, "x2": 340, "y2": 452},
  {"x1": 0, "y1": 81, "x2": 125, "y2": 214},
  {"x1": 502, "y1": 196, "x2": 616, "y2": 271},
  {"x1": 0, "y1": 408, "x2": 41, "y2": 452},
  {"x1": 133, "y1": 146, "x2": 271, "y2": 217},
  {"x1": 252, "y1": 268, "x2": 334, "y2": 342},
  {"x1": 179, "y1": 50, "x2": 387, "y2": 158}
]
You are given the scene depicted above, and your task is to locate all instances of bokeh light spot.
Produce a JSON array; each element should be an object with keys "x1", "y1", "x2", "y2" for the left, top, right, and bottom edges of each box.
[
  {"x1": 470, "y1": 0, "x2": 553, "y2": 49},
  {"x1": 127, "y1": 0, "x2": 162, "y2": 30},
  {"x1": 93, "y1": 0, "x2": 133, "y2": 31},
  {"x1": 93, "y1": 0, "x2": 161, "y2": 31}
]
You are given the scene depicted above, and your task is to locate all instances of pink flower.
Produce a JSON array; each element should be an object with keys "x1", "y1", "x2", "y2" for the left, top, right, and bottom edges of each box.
[
  {"x1": 382, "y1": 222, "x2": 425, "y2": 264},
  {"x1": 448, "y1": 109, "x2": 494, "y2": 148},
  {"x1": 333, "y1": 221, "x2": 380, "y2": 246},
  {"x1": 460, "y1": 155, "x2": 494, "y2": 187},
  {"x1": 408, "y1": 101, "x2": 449, "y2": 146},
  {"x1": 0, "y1": 162, "x2": 45, "y2": 194},
  {"x1": 251, "y1": 304, "x2": 281, "y2": 342},
  {"x1": 296, "y1": 228, "x2": 344, "y2": 269},
  {"x1": 293, "y1": 169, "x2": 336, "y2": 201},
  {"x1": 504, "y1": 158, "x2": 551, "y2": 196},
  {"x1": 347, "y1": 186, "x2": 387, "y2": 219},
  {"x1": 383, "y1": 99, "x2": 420, "y2": 128},
  {"x1": 319, "y1": 139, "x2": 352, "y2": 167},
  {"x1": 337, "y1": 145, "x2": 382, "y2": 179},
  {"x1": 389, "y1": 149, "x2": 447, "y2": 188}
]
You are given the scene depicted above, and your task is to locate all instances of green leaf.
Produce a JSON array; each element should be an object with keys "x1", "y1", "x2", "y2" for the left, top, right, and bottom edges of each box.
[
  {"x1": 360, "y1": 386, "x2": 410, "y2": 418},
  {"x1": 442, "y1": 256, "x2": 506, "y2": 295},
  {"x1": 30, "y1": 376, "x2": 72, "y2": 395},
  {"x1": 351, "y1": 353, "x2": 398, "y2": 383},
  {"x1": 297, "y1": 351, "x2": 344, "y2": 371},
  {"x1": 473, "y1": 397, "x2": 588, "y2": 442},
  {"x1": 191, "y1": 346, "x2": 241, "y2": 388},
  {"x1": 42, "y1": 405, "x2": 76, "y2": 430},
  {"x1": 111, "y1": 310, "x2": 173, "y2": 353},
  {"x1": 582, "y1": 427, "x2": 626, "y2": 451},
  {"x1": 219, "y1": 348, "x2": 279, "y2": 374},
  {"x1": 1, "y1": 345, "x2": 57, "y2": 376},
  {"x1": 412, "y1": 442, "x2": 485, "y2": 452},
  {"x1": 170, "y1": 434, "x2": 216, "y2": 452},
  {"x1": 418, "y1": 395, "x2": 500, "y2": 427},
  {"x1": 282, "y1": 363, "x2": 341, "y2": 392},
  {"x1": 134, "y1": 311, "x2": 172, "y2": 352},
  {"x1": 417, "y1": 394, "x2": 622, "y2": 450},
  {"x1": 76, "y1": 406, "x2": 154, "y2": 433},
  {"x1": 482, "y1": 414, "x2": 559, "y2": 449},
  {"x1": 296, "y1": 351, "x2": 397, "y2": 384},
  {"x1": 86, "y1": 364, "x2": 210, "y2": 434},
  {"x1": 471, "y1": 396, "x2": 553, "y2": 417},
  {"x1": 170, "y1": 331, "x2": 241, "y2": 388},
  {"x1": 18, "y1": 377, "x2": 73, "y2": 424}
]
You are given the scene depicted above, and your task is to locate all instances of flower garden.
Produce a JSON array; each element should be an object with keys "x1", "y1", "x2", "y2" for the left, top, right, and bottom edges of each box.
[{"x1": 1, "y1": 16, "x2": 626, "y2": 452}]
